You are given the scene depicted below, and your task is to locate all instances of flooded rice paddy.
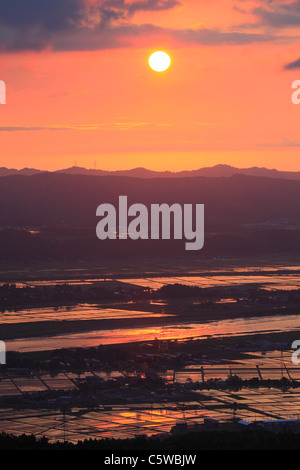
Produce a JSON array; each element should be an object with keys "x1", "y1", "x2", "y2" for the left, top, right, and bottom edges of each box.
[
  {"x1": 2, "y1": 264, "x2": 300, "y2": 352},
  {"x1": 1, "y1": 352, "x2": 300, "y2": 442}
]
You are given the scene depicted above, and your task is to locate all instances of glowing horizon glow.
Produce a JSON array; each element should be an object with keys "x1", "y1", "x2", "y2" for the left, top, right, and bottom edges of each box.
[{"x1": 148, "y1": 51, "x2": 171, "y2": 72}]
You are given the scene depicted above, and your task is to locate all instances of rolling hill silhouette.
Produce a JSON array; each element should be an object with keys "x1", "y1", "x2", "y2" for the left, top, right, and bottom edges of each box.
[{"x1": 0, "y1": 172, "x2": 300, "y2": 260}]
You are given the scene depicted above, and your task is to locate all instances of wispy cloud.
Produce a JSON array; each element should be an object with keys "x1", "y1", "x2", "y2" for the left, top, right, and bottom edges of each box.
[
  {"x1": 0, "y1": 122, "x2": 159, "y2": 131},
  {"x1": 257, "y1": 138, "x2": 300, "y2": 147},
  {"x1": 0, "y1": 126, "x2": 68, "y2": 131},
  {"x1": 284, "y1": 57, "x2": 300, "y2": 70}
]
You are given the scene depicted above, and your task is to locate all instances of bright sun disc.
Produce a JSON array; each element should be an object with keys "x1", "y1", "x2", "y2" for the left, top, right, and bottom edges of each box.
[{"x1": 149, "y1": 51, "x2": 171, "y2": 72}]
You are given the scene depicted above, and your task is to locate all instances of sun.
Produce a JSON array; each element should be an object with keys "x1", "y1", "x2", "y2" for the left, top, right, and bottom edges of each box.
[{"x1": 149, "y1": 51, "x2": 171, "y2": 72}]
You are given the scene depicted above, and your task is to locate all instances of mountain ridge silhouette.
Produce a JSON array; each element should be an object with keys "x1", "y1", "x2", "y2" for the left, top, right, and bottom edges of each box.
[{"x1": 1, "y1": 164, "x2": 300, "y2": 180}]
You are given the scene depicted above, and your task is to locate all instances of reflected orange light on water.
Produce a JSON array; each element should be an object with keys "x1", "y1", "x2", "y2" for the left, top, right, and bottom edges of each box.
[{"x1": 6, "y1": 313, "x2": 300, "y2": 353}]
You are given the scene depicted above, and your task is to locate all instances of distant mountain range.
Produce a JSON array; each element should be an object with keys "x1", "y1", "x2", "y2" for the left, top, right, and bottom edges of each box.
[{"x1": 1, "y1": 164, "x2": 300, "y2": 180}]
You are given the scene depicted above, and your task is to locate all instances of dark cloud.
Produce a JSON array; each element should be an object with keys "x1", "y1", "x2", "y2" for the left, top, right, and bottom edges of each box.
[
  {"x1": 0, "y1": 0, "x2": 180, "y2": 51},
  {"x1": 0, "y1": 0, "x2": 82, "y2": 30},
  {"x1": 0, "y1": 0, "x2": 288, "y2": 52},
  {"x1": 284, "y1": 57, "x2": 300, "y2": 69},
  {"x1": 0, "y1": 0, "x2": 179, "y2": 29},
  {"x1": 250, "y1": 1, "x2": 300, "y2": 28},
  {"x1": 126, "y1": 0, "x2": 180, "y2": 14}
]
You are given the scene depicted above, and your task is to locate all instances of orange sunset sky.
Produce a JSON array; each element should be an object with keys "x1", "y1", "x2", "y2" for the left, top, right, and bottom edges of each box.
[{"x1": 1, "y1": 0, "x2": 300, "y2": 171}]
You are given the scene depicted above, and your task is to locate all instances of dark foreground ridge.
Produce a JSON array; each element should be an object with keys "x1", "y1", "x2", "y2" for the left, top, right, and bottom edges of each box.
[
  {"x1": 1, "y1": 430, "x2": 300, "y2": 450},
  {"x1": 1, "y1": 173, "x2": 300, "y2": 259}
]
